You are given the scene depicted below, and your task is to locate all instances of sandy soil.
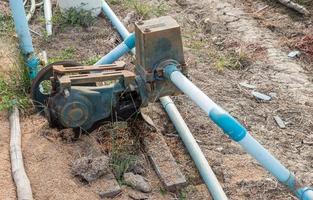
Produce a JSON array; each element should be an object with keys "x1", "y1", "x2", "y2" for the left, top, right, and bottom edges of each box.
[
  {"x1": 0, "y1": 0, "x2": 313, "y2": 199},
  {"x1": 0, "y1": 112, "x2": 16, "y2": 200}
]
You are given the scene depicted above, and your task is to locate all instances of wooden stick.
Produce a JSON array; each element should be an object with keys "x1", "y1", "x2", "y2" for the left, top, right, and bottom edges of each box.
[
  {"x1": 277, "y1": 0, "x2": 310, "y2": 15},
  {"x1": 10, "y1": 107, "x2": 33, "y2": 200}
]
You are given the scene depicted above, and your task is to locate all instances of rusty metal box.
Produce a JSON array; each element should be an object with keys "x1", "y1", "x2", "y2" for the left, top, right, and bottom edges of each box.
[{"x1": 135, "y1": 16, "x2": 185, "y2": 82}]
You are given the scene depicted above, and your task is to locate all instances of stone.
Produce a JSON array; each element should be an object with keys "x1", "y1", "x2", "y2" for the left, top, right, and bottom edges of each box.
[
  {"x1": 99, "y1": 185, "x2": 121, "y2": 198},
  {"x1": 71, "y1": 155, "x2": 110, "y2": 182},
  {"x1": 252, "y1": 91, "x2": 272, "y2": 101},
  {"x1": 288, "y1": 50, "x2": 301, "y2": 58},
  {"x1": 123, "y1": 172, "x2": 152, "y2": 193},
  {"x1": 128, "y1": 191, "x2": 149, "y2": 200},
  {"x1": 274, "y1": 116, "x2": 286, "y2": 129},
  {"x1": 239, "y1": 82, "x2": 256, "y2": 89},
  {"x1": 176, "y1": 0, "x2": 188, "y2": 6}
]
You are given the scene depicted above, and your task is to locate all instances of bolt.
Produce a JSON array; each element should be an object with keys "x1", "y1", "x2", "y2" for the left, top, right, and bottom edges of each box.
[
  {"x1": 144, "y1": 28, "x2": 151, "y2": 33},
  {"x1": 64, "y1": 89, "x2": 70, "y2": 98}
]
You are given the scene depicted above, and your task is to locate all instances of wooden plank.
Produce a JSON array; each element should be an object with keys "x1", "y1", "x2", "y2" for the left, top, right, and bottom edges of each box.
[
  {"x1": 136, "y1": 121, "x2": 187, "y2": 191},
  {"x1": 57, "y1": 70, "x2": 136, "y2": 87},
  {"x1": 53, "y1": 61, "x2": 126, "y2": 74}
]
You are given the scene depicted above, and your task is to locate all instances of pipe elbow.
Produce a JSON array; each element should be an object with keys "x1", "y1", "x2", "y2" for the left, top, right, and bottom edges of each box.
[{"x1": 209, "y1": 108, "x2": 247, "y2": 142}]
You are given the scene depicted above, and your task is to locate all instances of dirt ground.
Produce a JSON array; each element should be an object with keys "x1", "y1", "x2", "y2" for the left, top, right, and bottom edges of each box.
[{"x1": 1, "y1": 0, "x2": 313, "y2": 199}]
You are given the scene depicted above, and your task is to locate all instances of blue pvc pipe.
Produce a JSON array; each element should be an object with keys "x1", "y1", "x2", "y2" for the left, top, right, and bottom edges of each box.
[
  {"x1": 9, "y1": 0, "x2": 39, "y2": 79},
  {"x1": 9, "y1": 0, "x2": 34, "y2": 55},
  {"x1": 164, "y1": 66, "x2": 313, "y2": 200},
  {"x1": 101, "y1": 0, "x2": 130, "y2": 40},
  {"x1": 95, "y1": 33, "x2": 135, "y2": 65}
]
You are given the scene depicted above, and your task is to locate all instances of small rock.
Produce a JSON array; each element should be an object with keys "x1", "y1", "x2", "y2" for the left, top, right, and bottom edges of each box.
[
  {"x1": 215, "y1": 147, "x2": 223, "y2": 152},
  {"x1": 269, "y1": 92, "x2": 277, "y2": 98},
  {"x1": 176, "y1": 0, "x2": 188, "y2": 6},
  {"x1": 288, "y1": 50, "x2": 301, "y2": 58},
  {"x1": 124, "y1": 172, "x2": 152, "y2": 193},
  {"x1": 99, "y1": 184, "x2": 121, "y2": 198},
  {"x1": 274, "y1": 116, "x2": 286, "y2": 129},
  {"x1": 202, "y1": 18, "x2": 212, "y2": 33},
  {"x1": 128, "y1": 191, "x2": 149, "y2": 200},
  {"x1": 131, "y1": 163, "x2": 146, "y2": 175},
  {"x1": 72, "y1": 155, "x2": 110, "y2": 182},
  {"x1": 252, "y1": 91, "x2": 272, "y2": 101},
  {"x1": 239, "y1": 82, "x2": 256, "y2": 89},
  {"x1": 303, "y1": 139, "x2": 313, "y2": 145}
]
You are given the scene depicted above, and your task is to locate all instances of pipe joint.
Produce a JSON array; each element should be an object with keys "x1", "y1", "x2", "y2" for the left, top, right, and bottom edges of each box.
[
  {"x1": 209, "y1": 108, "x2": 247, "y2": 142},
  {"x1": 164, "y1": 64, "x2": 179, "y2": 80},
  {"x1": 123, "y1": 33, "x2": 136, "y2": 49},
  {"x1": 296, "y1": 187, "x2": 313, "y2": 200},
  {"x1": 26, "y1": 54, "x2": 40, "y2": 80}
]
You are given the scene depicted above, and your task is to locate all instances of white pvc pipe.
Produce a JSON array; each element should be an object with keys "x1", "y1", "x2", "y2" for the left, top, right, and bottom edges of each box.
[
  {"x1": 43, "y1": 0, "x2": 52, "y2": 36},
  {"x1": 170, "y1": 71, "x2": 224, "y2": 115},
  {"x1": 238, "y1": 133, "x2": 291, "y2": 183},
  {"x1": 10, "y1": 107, "x2": 33, "y2": 200},
  {"x1": 161, "y1": 96, "x2": 228, "y2": 200}
]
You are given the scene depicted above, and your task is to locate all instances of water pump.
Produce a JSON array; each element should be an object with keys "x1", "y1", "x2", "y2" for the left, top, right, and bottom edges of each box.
[{"x1": 32, "y1": 16, "x2": 187, "y2": 130}]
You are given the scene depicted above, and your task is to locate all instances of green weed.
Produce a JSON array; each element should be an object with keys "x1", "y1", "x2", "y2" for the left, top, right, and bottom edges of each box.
[
  {"x1": 178, "y1": 189, "x2": 187, "y2": 200},
  {"x1": 82, "y1": 55, "x2": 102, "y2": 65},
  {"x1": 0, "y1": 13, "x2": 14, "y2": 34},
  {"x1": 53, "y1": 8, "x2": 96, "y2": 28},
  {"x1": 216, "y1": 48, "x2": 251, "y2": 71},
  {"x1": 48, "y1": 47, "x2": 76, "y2": 63},
  {"x1": 110, "y1": 152, "x2": 137, "y2": 183},
  {"x1": 159, "y1": 187, "x2": 167, "y2": 196},
  {"x1": 0, "y1": 57, "x2": 31, "y2": 111},
  {"x1": 108, "y1": 0, "x2": 167, "y2": 19}
]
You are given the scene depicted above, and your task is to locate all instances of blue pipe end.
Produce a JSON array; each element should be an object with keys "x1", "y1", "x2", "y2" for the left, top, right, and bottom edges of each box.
[
  {"x1": 209, "y1": 108, "x2": 247, "y2": 142},
  {"x1": 26, "y1": 55, "x2": 40, "y2": 80}
]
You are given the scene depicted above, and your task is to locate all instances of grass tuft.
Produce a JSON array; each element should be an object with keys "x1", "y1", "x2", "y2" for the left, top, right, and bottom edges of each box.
[
  {"x1": 48, "y1": 47, "x2": 76, "y2": 63},
  {"x1": 108, "y1": 0, "x2": 168, "y2": 19},
  {"x1": 216, "y1": 48, "x2": 251, "y2": 71},
  {"x1": 53, "y1": 8, "x2": 96, "y2": 28},
  {"x1": 0, "y1": 56, "x2": 32, "y2": 111},
  {"x1": 0, "y1": 13, "x2": 14, "y2": 34}
]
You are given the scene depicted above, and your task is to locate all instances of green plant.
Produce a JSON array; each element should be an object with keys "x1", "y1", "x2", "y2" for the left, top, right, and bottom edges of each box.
[
  {"x1": 110, "y1": 152, "x2": 137, "y2": 183},
  {"x1": 82, "y1": 55, "x2": 102, "y2": 65},
  {"x1": 0, "y1": 57, "x2": 32, "y2": 111},
  {"x1": 107, "y1": 0, "x2": 122, "y2": 5},
  {"x1": 123, "y1": 0, "x2": 168, "y2": 18},
  {"x1": 216, "y1": 48, "x2": 251, "y2": 71},
  {"x1": 178, "y1": 189, "x2": 187, "y2": 200},
  {"x1": 0, "y1": 13, "x2": 14, "y2": 34},
  {"x1": 159, "y1": 187, "x2": 167, "y2": 196},
  {"x1": 53, "y1": 8, "x2": 96, "y2": 28},
  {"x1": 48, "y1": 47, "x2": 76, "y2": 63}
]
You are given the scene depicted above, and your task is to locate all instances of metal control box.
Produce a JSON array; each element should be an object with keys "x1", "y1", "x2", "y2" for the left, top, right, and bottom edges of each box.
[{"x1": 135, "y1": 16, "x2": 186, "y2": 82}]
